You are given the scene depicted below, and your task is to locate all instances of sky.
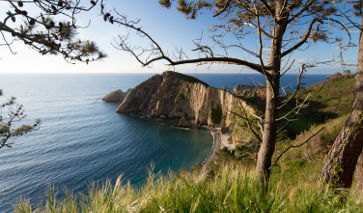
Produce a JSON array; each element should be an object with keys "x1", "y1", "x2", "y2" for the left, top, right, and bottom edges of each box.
[{"x1": 0, "y1": 0, "x2": 360, "y2": 74}]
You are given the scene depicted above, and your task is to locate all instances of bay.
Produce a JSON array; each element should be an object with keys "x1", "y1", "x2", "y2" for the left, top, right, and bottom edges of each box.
[{"x1": 0, "y1": 73, "x2": 327, "y2": 212}]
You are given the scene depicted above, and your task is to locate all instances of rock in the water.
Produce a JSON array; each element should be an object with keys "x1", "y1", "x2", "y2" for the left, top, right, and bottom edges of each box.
[
  {"x1": 102, "y1": 89, "x2": 125, "y2": 102},
  {"x1": 177, "y1": 116, "x2": 191, "y2": 128}
]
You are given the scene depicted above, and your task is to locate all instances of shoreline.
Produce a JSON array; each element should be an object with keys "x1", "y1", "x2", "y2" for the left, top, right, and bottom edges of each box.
[
  {"x1": 127, "y1": 114, "x2": 224, "y2": 170},
  {"x1": 202, "y1": 127, "x2": 222, "y2": 170}
]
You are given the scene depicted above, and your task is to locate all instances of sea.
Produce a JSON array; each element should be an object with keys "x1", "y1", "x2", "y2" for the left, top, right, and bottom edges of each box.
[{"x1": 0, "y1": 73, "x2": 327, "y2": 212}]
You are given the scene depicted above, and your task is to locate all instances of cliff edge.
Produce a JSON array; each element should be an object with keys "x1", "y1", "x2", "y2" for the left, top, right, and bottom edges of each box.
[{"x1": 104, "y1": 71, "x2": 257, "y2": 145}]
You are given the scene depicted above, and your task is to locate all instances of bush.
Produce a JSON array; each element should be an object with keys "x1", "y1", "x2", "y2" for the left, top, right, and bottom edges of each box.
[{"x1": 211, "y1": 105, "x2": 222, "y2": 124}]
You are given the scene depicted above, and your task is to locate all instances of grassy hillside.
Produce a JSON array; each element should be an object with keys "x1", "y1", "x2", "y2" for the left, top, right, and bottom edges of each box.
[
  {"x1": 287, "y1": 74, "x2": 355, "y2": 134},
  {"x1": 14, "y1": 75, "x2": 363, "y2": 212},
  {"x1": 234, "y1": 74, "x2": 355, "y2": 138}
]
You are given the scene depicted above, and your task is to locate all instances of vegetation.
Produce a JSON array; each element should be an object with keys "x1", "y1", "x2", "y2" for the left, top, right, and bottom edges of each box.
[
  {"x1": 0, "y1": 0, "x2": 104, "y2": 149},
  {"x1": 13, "y1": 68, "x2": 363, "y2": 213},
  {"x1": 211, "y1": 104, "x2": 222, "y2": 124},
  {"x1": 288, "y1": 74, "x2": 355, "y2": 134},
  {"x1": 101, "y1": 0, "x2": 356, "y2": 185},
  {"x1": 320, "y1": 6, "x2": 363, "y2": 190},
  {"x1": 167, "y1": 71, "x2": 209, "y2": 87},
  {"x1": 0, "y1": 0, "x2": 104, "y2": 62},
  {"x1": 2, "y1": 0, "x2": 362, "y2": 211},
  {"x1": 0, "y1": 92, "x2": 40, "y2": 150},
  {"x1": 14, "y1": 164, "x2": 363, "y2": 212}
]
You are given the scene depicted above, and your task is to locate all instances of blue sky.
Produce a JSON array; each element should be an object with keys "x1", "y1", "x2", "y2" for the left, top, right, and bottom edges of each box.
[{"x1": 0, "y1": 0, "x2": 359, "y2": 74}]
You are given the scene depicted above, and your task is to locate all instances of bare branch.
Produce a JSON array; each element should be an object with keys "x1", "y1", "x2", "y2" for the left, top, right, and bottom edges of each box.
[
  {"x1": 214, "y1": 0, "x2": 232, "y2": 17},
  {"x1": 269, "y1": 126, "x2": 325, "y2": 170},
  {"x1": 282, "y1": 19, "x2": 320, "y2": 57},
  {"x1": 278, "y1": 63, "x2": 307, "y2": 110},
  {"x1": 260, "y1": 0, "x2": 274, "y2": 16},
  {"x1": 230, "y1": 106, "x2": 262, "y2": 143},
  {"x1": 106, "y1": 7, "x2": 270, "y2": 75}
]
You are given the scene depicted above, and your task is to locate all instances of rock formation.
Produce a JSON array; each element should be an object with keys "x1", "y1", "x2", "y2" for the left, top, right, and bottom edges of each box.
[
  {"x1": 102, "y1": 89, "x2": 125, "y2": 102},
  {"x1": 233, "y1": 84, "x2": 263, "y2": 93},
  {"x1": 104, "y1": 71, "x2": 258, "y2": 145}
]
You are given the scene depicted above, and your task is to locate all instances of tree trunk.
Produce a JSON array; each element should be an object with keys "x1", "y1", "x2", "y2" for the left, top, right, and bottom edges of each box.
[
  {"x1": 256, "y1": 5, "x2": 287, "y2": 186},
  {"x1": 256, "y1": 78, "x2": 280, "y2": 186},
  {"x1": 320, "y1": 17, "x2": 363, "y2": 188},
  {"x1": 353, "y1": 151, "x2": 363, "y2": 194}
]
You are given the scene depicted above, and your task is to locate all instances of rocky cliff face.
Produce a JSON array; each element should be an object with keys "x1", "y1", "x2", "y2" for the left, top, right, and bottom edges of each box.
[{"x1": 104, "y1": 71, "x2": 257, "y2": 144}]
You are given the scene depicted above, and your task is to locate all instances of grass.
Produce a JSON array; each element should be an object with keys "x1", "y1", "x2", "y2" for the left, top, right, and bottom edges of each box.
[
  {"x1": 269, "y1": 114, "x2": 348, "y2": 187},
  {"x1": 14, "y1": 164, "x2": 363, "y2": 213},
  {"x1": 280, "y1": 74, "x2": 355, "y2": 135}
]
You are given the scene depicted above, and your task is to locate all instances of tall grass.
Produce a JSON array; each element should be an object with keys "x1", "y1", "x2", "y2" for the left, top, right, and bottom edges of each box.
[{"x1": 14, "y1": 164, "x2": 363, "y2": 213}]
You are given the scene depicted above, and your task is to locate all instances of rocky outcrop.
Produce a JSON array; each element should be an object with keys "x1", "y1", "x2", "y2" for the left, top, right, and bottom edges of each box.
[
  {"x1": 109, "y1": 71, "x2": 255, "y2": 128},
  {"x1": 326, "y1": 72, "x2": 342, "y2": 80},
  {"x1": 104, "y1": 71, "x2": 255, "y2": 144},
  {"x1": 233, "y1": 84, "x2": 263, "y2": 93},
  {"x1": 102, "y1": 89, "x2": 125, "y2": 102}
]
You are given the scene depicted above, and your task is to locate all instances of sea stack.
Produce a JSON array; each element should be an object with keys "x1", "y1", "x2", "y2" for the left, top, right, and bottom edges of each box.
[{"x1": 102, "y1": 89, "x2": 125, "y2": 102}]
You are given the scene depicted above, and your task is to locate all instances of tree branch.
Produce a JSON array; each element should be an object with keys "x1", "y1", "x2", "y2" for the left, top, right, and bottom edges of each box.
[
  {"x1": 282, "y1": 19, "x2": 320, "y2": 57},
  {"x1": 230, "y1": 105, "x2": 262, "y2": 143},
  {"x1": 107, "y1": 7, "x2": 270, "y2": 75},
  {"x1": 214, "y1": 0, "x2": 232, "y2": 17},
  {"x1": 269, "y1": 126, "x2": 325, "y2": 170}
]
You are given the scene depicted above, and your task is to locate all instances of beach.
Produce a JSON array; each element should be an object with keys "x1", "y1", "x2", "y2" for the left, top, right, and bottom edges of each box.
[{"x1": 202, "y1": 128, "x2": 222, "y2": 170}]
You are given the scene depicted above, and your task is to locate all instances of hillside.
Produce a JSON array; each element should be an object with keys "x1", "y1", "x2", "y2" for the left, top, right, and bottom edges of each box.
[
  {"x1": 15, "y1": 74, "x2": 362, "y2": 212},
  {"x1": 288, "y1": 74, "x2": 355, "y2": 134}
]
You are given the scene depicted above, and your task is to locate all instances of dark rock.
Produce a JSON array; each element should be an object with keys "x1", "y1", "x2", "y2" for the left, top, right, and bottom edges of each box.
[
  {"x1": 233, "y1": 84, "x2": 263, "y2": 93},
  {"x1": 102, "y1": 89, "x2": 125, "y2": 102},
  {"x1": 326, "y1": 72, "x2": 342, "y2": 80},
  {"x1": 221, "y1": 126, "x2": 230, "y2": 134}
]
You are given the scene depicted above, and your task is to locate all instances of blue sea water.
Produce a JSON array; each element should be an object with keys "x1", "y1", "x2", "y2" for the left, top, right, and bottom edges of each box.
[{"x1": 0, "y1": 73, "x2": 327, "y2": 212}]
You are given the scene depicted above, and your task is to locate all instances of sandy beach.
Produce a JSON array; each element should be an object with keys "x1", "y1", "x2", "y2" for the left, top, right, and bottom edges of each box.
[{"x1": 202, "y1": 128, "x2": 222, "y2": 170}]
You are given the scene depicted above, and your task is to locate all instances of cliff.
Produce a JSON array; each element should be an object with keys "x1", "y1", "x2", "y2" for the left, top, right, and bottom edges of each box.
[{"x1": 104, "y1": 71, "x2": 258, "y2": 145}]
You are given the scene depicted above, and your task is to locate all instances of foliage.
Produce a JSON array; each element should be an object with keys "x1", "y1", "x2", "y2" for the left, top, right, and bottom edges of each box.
[
  {"x1": 0, "y1": 95, "x2": 40, "y2": 150},
  {"x1": 270, "y1": 115, "x2": 348, "y2": 187},
  {"x1": 100, "y1": 0, "x2": 359, "y2": 183},
  {"x1": 167, "y1": 71, "x2": 209, "y2": 86},
  {"x1": 14, "y1": 163, "x2": 363, "y2": 212},
  {"x1": 289, "y1": 74, "x2": 355, "y2": 134},
  {"x1": 210, "y1": 104, "x2": 222, "y2": 124},
  {"x1": 0, "y1": 0, "x2": 105, "y2": 63}
]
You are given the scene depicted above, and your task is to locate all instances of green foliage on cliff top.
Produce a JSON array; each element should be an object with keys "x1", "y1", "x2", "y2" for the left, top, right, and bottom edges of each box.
[
  {"x1": 164, "y1": 71, "x2": 209, "y2": 86},
  {"x1": 297, "y1": 74, "x2": 355, "y2": 116},
  {"x1": 278, "y1": 74, "x2": 355, "y2": 135}
]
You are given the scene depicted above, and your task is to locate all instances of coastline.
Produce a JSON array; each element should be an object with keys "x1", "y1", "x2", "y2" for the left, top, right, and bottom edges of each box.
[{"x1": 202, "y1": 128, "x2": 222, "y2": 170}]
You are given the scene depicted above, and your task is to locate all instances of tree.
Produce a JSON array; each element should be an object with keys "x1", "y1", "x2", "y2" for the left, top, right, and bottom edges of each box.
[
  {"x1": 0, "y1": 1, "x2": 104, "y2": 149},
  {"x1": 320, "y1": 1, "x2": 363, "y2": 189},
  {"x1": 1, "y1": 0, "x2": 105, "y2": 63},
  {"x1": 0, "y1": 94, "x2": 40, "y2": 149},
  {"x1": 101, "y1": 0, "x2": 347, "y2": 187}
]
